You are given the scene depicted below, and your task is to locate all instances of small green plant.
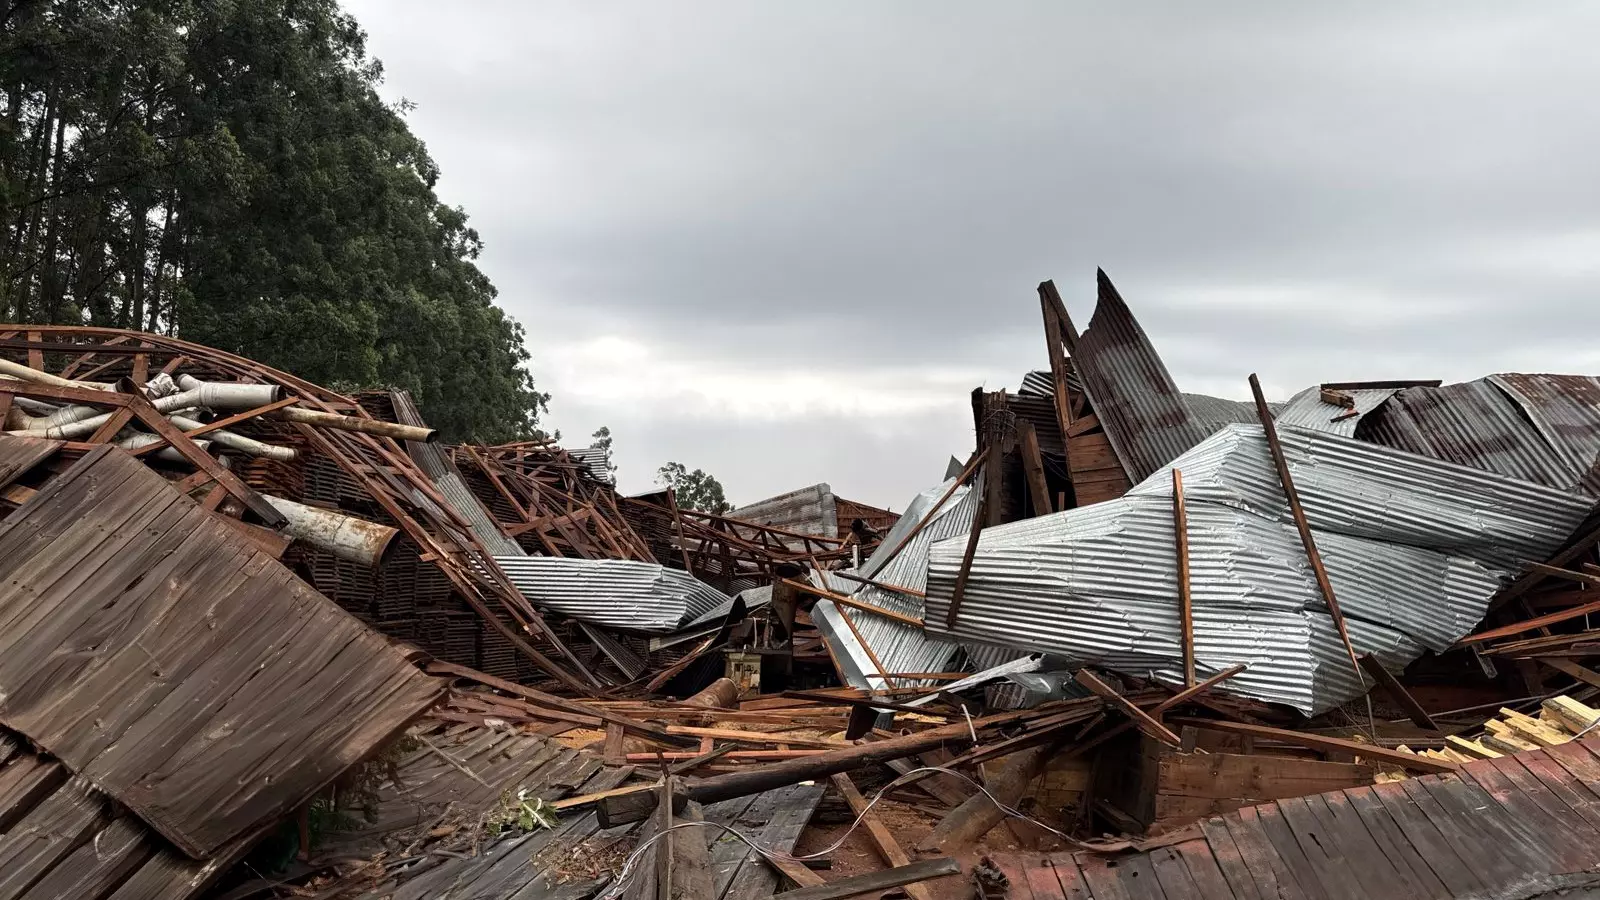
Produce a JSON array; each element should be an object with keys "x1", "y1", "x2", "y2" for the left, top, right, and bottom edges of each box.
[{"x1": 487, "y1": 788, "x2": 559, "y2": 835}]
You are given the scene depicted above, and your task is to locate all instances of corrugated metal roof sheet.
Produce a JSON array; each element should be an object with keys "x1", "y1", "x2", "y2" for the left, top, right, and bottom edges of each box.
[
  {"x1": 922, "y1": 424, "x2": 1591, "y2": 714},
  {"x1": 1489, "y1": 373, "x2": 1600, "y2": 495},
  {"x1": 568, "y1": 446, "x2": 616, "y2": 485},
  {"x1": 1274, "y1": 386, "x2": 1400, "y2": 436},
  {"x1": 493, "y1": 556, "x2": 732, "y2": 633},
  {"x1": 1182, "y1": 392, "x2": 1264, "y2": 435},
  {"x1": 1071, "y1": 270, "x2": 1213, "y2": 483},
  {"x1": 813, "y1": 472, "x2": 982, "y2": 689},
  {"x1": 1355, "y1": 379, "x2": 1580, "y2": 492},
  {"x1": 392, "y1": 390, "x2": 526, "y2": 557}
]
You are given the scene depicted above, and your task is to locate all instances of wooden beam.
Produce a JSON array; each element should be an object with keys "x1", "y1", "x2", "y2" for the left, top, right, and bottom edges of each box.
[
  {"x1": 1074, "y1": 669, "x2": 1181, "y2": 746},
  {"x1": 1358, "y1": 654, "x2": 1439, "y2": 731},
  {"x1": 1249, "y1": 373, "x2": 1361, "y2": 677},
  {"x1": 1541, "y1": 658, "x2": 1600, "y2": 691},
  {"x1": 945, "y1": 436, "x2": 1001, "y2": 629},
  {"x1": 1491, "y1": 521, "x2": 1600, "y2": 610},
  {"x1": 1017, "y1": 419, "x2": 1053, "y2": 517},
  {"x1": 826, "y1": 570, "x2": 926, "y2": 599},
  {"x1": 780, "y1": 579, "x2": 924, "y2": 628},
  {"x1": 0, "y1": 379, "x2": 126, "y2": 408},
  {"x1": 425, "y1": 660, "x2": 696, "y2": 747},
  {"x1": 127, "y1": 397, "x2": 287, "y2": 527},
  {"x1": 1038, "y1": 281, "x2": 1076, "y2": 448},
  {"x1": 1169, "y1": 717, "x2": 1458, "y2": 773},
  {"x1": 771, "y1": 858, "x2": 960, "y2": 900},
  {"x1": 868, "y1": 451, "x2": 981, "y2": 571},
  {"x1": 830, "y1": 773, "x2": 934, "y2": 900},
  {"x1": 1458, "y1": 592, "x2": 1600, "y2": 645},
  {"x1": 86, "y1": 407, "x2": 135, "y2": 444},
  {"x1": 1173, "y1": 467, "x2": 1195, "y2": 687}
]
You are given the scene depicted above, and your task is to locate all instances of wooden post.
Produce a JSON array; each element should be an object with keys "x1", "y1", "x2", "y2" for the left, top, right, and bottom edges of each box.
[
  {"x1": 1248, "y1": 373, "x2": 1362, "y2": 678},
  {"x1": 1018, "y1": 419, "x2": 1053, "y2": 516},
  {"x1": 1173, "y1": 468, "x2": 1195, "y2": 687},
  {"x1": 1039, "y1": 281, "x2": 1076, "y2": 459},
  {"x1": 1358, "y1": 654, "x2": 1439, "y2": 731},
  {"x1": 1073, "y1": 669, "x2": 1182, "y2": 747},
  {"x1": 831, "y1": 774, "x2": 934, "y2": 900}
]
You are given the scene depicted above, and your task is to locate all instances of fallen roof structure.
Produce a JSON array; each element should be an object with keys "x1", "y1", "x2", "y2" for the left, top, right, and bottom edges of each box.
[{"x1": 0, "y1": 435, "x2": 442, "y2": 897}]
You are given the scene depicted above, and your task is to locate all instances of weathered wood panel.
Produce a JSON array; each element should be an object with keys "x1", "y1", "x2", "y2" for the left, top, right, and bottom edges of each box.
[{"x1": 0, "y1": 444, "x2": 443, "y2": 858}]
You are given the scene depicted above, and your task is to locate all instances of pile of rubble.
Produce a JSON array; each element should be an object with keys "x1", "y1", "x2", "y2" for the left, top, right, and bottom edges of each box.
[{"x1": 6, "y1": 273, "x2": 1600, "y2": 900}]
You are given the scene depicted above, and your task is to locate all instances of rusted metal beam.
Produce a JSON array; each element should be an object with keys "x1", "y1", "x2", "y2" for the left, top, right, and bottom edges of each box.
[{"x1": 1249, "y1": 372, "x2": 1362, "y2": 678}]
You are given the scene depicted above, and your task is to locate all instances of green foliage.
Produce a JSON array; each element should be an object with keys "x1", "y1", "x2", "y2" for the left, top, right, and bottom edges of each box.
[
  {"x1": 656, "y1": 460, "x2": 730, "y2": 514},
  {"x1": 0, "y1": 0, "x2": 547, "y2": 442},
  {"x1": 488, "y1": 787, "x2": 559, "y2": 835},
  {"x1": 590, "y1": 425, "x2": 616, "y2": 475}
]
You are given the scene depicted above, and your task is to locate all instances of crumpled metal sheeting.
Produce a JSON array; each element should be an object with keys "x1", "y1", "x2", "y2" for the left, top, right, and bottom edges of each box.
[
  {"x1": 493, "y1": 556, "x2": 732, "y2": 633},
  {"x1": 1127, "y1": 424, "x2": 1591, "y2": 571},
  {"x1": 923, "y1": 425, "x2": 1586, "y2": 714},
  {"x1": 1072, "y1": 271, "x2": 1212, "y2": 483},
  {"x1": 1489, "y1": 373, "x2": 1600, "y2": 495},
  {"x1": 1274, "y1": 386, "x2": 1400, "y2": 436},
  {"x1": 1357, "y1": 379, "x2": 1582, "y2": 493},
  {"x1": 813, "y1": 474, "x2": 982, "y2": 689},
  {"x1": 1182, "y1": 392, "x2": 1264, "y2": 435}
]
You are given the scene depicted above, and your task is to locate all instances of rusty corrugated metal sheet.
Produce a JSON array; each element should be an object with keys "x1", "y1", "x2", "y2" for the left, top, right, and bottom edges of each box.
[
  {"x1": 1072, "y1": 270, "x2": 1212, "y2": 483},
  {"x1": 1356, "y1": 379, "x2": 1583, "y2": 492},
  {"x1": 0, "y1": 440, "x2": 443, "y2": 859},
  {"x1": 1489, "y1": 373, "x2": 1600, "y2": 495}
]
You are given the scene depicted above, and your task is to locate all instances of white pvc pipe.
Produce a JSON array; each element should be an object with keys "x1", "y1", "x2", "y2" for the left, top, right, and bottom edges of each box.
[
  {"x1": 116, "y1": 432, "x2": 212, "y2": 463},
  {"x1": 168, "y1": 414, "x2": 297, "y2": 462},
  {"x1": 175, "y1": 374, "x2": 282, "y2": 408}
]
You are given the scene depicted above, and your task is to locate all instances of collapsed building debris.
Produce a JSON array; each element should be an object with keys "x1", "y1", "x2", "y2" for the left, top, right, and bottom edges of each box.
[{"x1": 8, "y1": 262, "x2": 1600, "y2": 899}]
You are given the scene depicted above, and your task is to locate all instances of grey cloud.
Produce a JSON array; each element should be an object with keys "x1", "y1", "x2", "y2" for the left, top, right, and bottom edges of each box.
[{"x1": 345, "y1": 0, "x2": 1600, "y2": 507}]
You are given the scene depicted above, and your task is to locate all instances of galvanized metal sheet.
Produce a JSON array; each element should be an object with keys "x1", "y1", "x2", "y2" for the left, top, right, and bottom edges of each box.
[
  {"x1": 1071, "y1": 270, "x2": 1212, "y2": 483},
  {"x1": 1489, "y1": 373, "x2": 1600, "y2": 495},
  {"x1": 922, "y1": 424, "x2": 1591, "y2": 714},
  {"x1": 1274, "y1": 386, "x2": 1400, "y2": 436},
  {"x1": 493, "y1": 556, "x2": 732, "y2": 633}
]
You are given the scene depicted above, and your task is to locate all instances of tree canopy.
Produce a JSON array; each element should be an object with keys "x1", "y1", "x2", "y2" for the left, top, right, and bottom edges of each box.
[
  {"x1": 656, "y1": 461, "x2": 729, "y2": 514},
  {"x1": 0, "y1": 0, "x2": 547, "y2": 442}
]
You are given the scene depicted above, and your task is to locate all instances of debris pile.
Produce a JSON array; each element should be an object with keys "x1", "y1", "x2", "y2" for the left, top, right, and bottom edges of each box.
[{"x1": 8, "y1": 265, "x2": 1600, "y2": 900}]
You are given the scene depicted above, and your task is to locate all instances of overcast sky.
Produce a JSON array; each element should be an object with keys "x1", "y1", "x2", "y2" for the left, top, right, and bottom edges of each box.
[{"x1": 344, "y1": 2, "x2": 1600, "y2": 510}]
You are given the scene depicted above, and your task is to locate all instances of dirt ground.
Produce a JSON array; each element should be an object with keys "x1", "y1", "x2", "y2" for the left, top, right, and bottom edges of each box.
[{"x1": 791, "y1": 797, "x2": 1073, "y2": 900}]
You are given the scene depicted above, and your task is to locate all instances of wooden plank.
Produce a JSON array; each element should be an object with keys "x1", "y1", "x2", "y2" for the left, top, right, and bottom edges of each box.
[
  {"x1": 1305, "y1": 791, "x2": 1424, "y2": 897},
  {"x1": 944, "y1": 436, "x2": 999, "y2": 628},
  {"x1": 1018, "y1": 419, "x2": 1054, "y2": 517},
  {"x1": 1174, "y1": 839, "x2": 1238, "y2": 899},
  {"x1": 1038, "y1": 281, "x2": 1076, "y2": 444},
  {"x1": 1460, "y1": 594, "x2": 1600, "y2": 645},
  {"x1": 1224, "y1": 806, "x2": 1317, "y2": 900},
  {"x1": 1073, "y1": 852, "x2": 1136, "y2": 900},
  {"x1": 1358, "y1": 654, "x2": 1439, "y2": 731},
  {"x1": 728, "y1": 784, "x2": 826, "y2": 895},
  {"x1": 1362, "y1": 781, "x2": 1487, "y2": 897},
  {"x1": 1158, "y1": 752, "x2": 1374, "y2": 802},
  {"x1": 1169, "y1": 718, "x2": 1457, "y2": 773},
  {"x1": 1076, "y1": 669, "x2": 1181, "y2": 746},
  {"x1": 1408, "y1": 772, "x2": 1556, "y2": 878},
  {"x1": 1249, "y1": 373, "x2": 1360, "y2": 678},
  {"x1": 1542, "y1": 658, "x2": 1600, "y2": 692},
  {"x1": 1173, "y1": 468, "x2": 1195, "y2": 687},
  {"x1": 1258, "y1": 799, "x2": 1360, "y2": 900},
  {"x1": 1196, "y1": 816, "x2": 1266, "y2": 900},
  {"x1": 829, "y1": 773, "x2": 933, "y2": 900},
  {"x1": 1147, "y1": 844, "x2": 1204, "y2": 899},
  {"x1": 768, "y1": 857, "x2": 959, "y2": 900}
]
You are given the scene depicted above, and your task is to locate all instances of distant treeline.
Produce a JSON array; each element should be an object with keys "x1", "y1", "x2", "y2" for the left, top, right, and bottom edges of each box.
[{"x1": 0, "y1": 0, "x2": 547, "y2": 442}]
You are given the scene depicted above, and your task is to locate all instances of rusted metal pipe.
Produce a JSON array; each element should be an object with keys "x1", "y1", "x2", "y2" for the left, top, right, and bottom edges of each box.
[
  {"x1": 276, "y1": 406, "x2": 439, "y2": 443},
  {"x1": 167, "y1": 413, "x2": 297, "y2": 461},
  {"x1": 263, "y1": 495, "x2": 400, "y2": 566},
  {"x1": 682, "y1": 678, "x2": 740, "y2": 709}
]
